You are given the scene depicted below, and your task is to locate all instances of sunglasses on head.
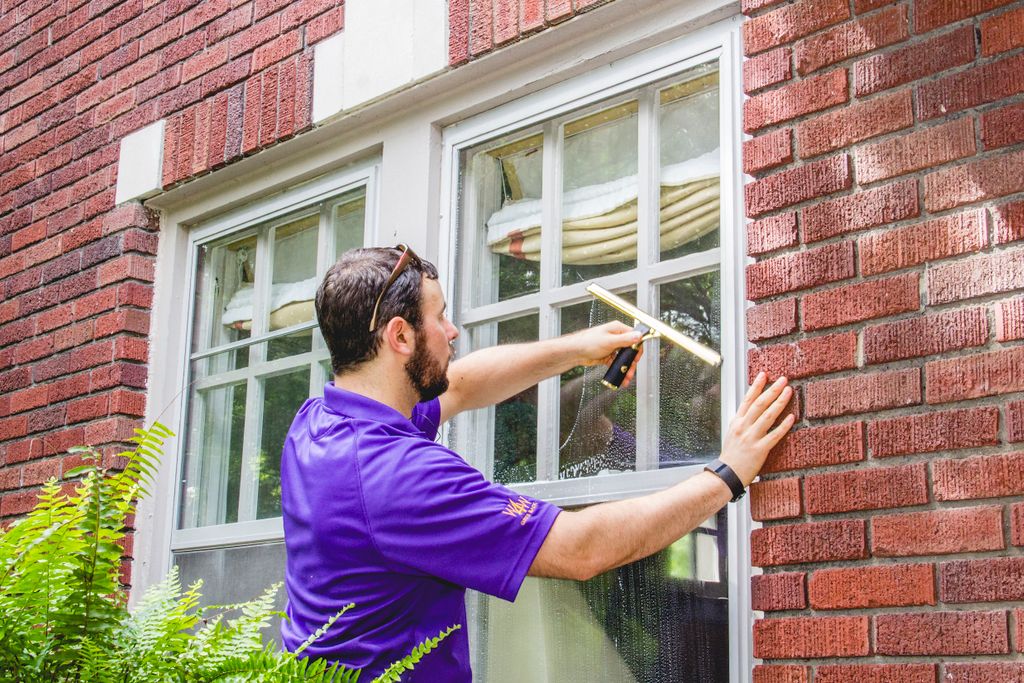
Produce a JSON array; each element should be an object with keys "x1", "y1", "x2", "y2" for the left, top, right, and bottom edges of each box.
[{"x1": 368, "y1": 243, "x2": 422, "y2": 332}]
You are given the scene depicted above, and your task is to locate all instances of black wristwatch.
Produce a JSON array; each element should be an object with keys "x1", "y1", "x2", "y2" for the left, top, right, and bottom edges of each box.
[{"x1": 704, "y1": 459, "x2": 747, "y2": 502}]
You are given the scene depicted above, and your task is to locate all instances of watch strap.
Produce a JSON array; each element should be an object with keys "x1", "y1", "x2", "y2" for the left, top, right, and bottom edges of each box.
[{"x1": 704, "y1": 458, "x2": 746, "y2": 502}]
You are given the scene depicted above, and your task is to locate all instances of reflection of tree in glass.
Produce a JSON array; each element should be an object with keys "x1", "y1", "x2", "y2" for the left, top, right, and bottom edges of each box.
[{"x1": 257, "y1": 369, "x2": 310, "y2": 519}]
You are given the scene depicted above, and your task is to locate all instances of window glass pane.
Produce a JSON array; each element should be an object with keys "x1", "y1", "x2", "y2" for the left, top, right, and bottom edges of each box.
[
  {"x1": 659, "y1": 62, "x2": 720, "y2": 262},
  {"x1": 476, "y1": 509, "x2": 728, "y2": 682},
  {"x1": 193, "y1": 233, "x2": 257, "y2": 351},
  {"x1": 467, "y1": 132, "x2": 544, "y2": 304},
  {"x1": 476, "y1": 315, "x2": 540, "y2": 484},
  {"x1": 333, "y1": 189, "x2": 366, "y2": 260},
  {"x1": 268, "y1": 213, "x2": 319, "y2": 331},
  {"x1": 558, "y1": 294, "x2": 637, "y2": 479},
  {"x1": 267, "y1": 328, "x2": 314, "y2": 362},
  {"x1": 658, "y1": 272, "x2": 721, "y2": 466},
  {"x1": 561, "y1": 101, "x2": 639, "y2": 285},
  {"x1": 255, "y1": 368, "x2": 311, "y2": 519},
  {"x1": 180, "y1": 381, "x2": 247, "y2": 528},
  {"x1": 191, "y1": 347, "x2": 248, "y2": 380},
  {"x1": 173, "y1": 542, "x2": 287, "y2": 645}
]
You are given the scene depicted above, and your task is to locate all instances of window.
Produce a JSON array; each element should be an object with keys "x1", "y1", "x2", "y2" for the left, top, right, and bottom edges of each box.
[
  {"x1": 169, "y1": 163, "x2": 378, "y2": 600},
  {"x1": 445, "y1": 27, "x2": 744, "y2": 683}
]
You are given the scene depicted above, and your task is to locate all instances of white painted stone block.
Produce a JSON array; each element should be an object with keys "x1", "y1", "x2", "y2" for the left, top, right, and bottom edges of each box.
[
  {"x1": 114, "y1": 119, "x2": 166, "y2": 204},
  {"x1": 313, "y1": 33, "x2": 345, "y2": 123},
  {"x1": 342, "y1": 0, "x2": 447, "y2": 109}
]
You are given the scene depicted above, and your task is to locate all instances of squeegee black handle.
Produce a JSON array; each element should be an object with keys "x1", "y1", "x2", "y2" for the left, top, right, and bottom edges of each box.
[{"x1": 603, "y1": 345, "x2": 641, "y2": 389}]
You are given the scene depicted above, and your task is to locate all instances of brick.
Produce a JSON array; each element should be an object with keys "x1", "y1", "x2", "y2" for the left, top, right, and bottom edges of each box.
[
  {"x1": 747, "y1": 213, "x2": 797, "y2": 256},
  {"x1": 22, "y1": 459, "x2": 60, "y2": 487},
  {"x1": 928, "y1": 247, "x2": 1024, "y2": 305},
  {"x1": 1, "y1": 489, "x2": 41, "y2": 517},
  {"x1": 110, "y1": 389, "x2": 146, "y2": 416},
  {"x1": 876, "y1": 611, "x2": 1008, "y2": 656},
  {"x1": 803, "y1": 180, "x2": 918, "y2": 243},
  {"x1": 750, "y1": 477, "x2": 802, "y2": 521},
  {"x1": 743, "y1": 47, "x2": 791, "y2": 94},
  {"x1": 806, "y1": 368, "x2": 920, "y2": 418},
  {"x1": 809, "y1": 563, "x2": 935, "y2": 610},
  {"x1": 854, "y1": 26, "x2": 974, "y2": 97},
  {"x1": 519, "y1": 0, "x2": 542, "y2": 33},
  {"x1": 981, "y1": 5, "x2": 1024, "y2": 56},
  {"x1": 945, "y1": 663, "x2": 1024, "y2": 683},
  {"x1": 747, "y1": 240, "x2": 853, "y2": 299},
  {"x1": 795, "y1": 5, "x2": 909, "y2": 75},
  {"x1": 753, "y1": 665, "x2": 807, "y2": 683},
  {"x1": 1010, "y1": 401, "x2": 1024, "y2": 442},
  {"x1": 1013, "y1": 503, "x2": 1023, "y2": 545},
  {"x1": 914, "y1": 0, "x2": 1017, "y2": 33},
  {"x1": 982, "y1": 101, "x2": 1024, "y2": 150},
  {"x1": 544, "y1": 0, "x2": 570, "y2": 23},
  {"x1": 741, "y1": 0, "x2": 786, "y2": 13},
  {"x1": 934, "y1": 451, "x2": 1024, "y2": 501},
  {"x1": 856, "y1": 118, "x2": 976, "y2": 185},
  {"x1": 742, "y1": 0, "x2": 849, "y2": 56},
  {"x1": 751, "y1": 519, "x2": 867, "y2": 566},
  {"x1": 307, "y1": 6, "x2": 344, "y2": 45},
  {"x1": 765, "y1": 421, "x2": 864, "y2": 473},
  {"x1": 28, "y1": 405, "x2": 66, "y2": 433},
  {"x1": 864, "y1": 307, "x2": 988, "y2": 364},
  {"x1": 813, "y1": 460, "x2": 928, "y2": 512},
  {"x1": 869, "y1": 407, "x2": 999, "y2": 457},
  {"x1": 751, "y1": 572, "x2": 806, "y2": 611},
  {"x1": 749, "y1": 331, "x2": 856, "y2": 380},
  {"x1": 48, "y1": 374, "x2": 90, "y2": 404},
  {"x1": 744, "y1": 129, "x2": 792, "y2": 175},
  {"x1": 994, "y1": 201, "x2": 1024, "y2": 245},
  {"x1": 1018, "y1": 610, "x2": 1024, "y2": 653},
  {"x1": 469, "y1": 0, "x2": 493, "y2": 56},
  {"x1": 941, "y1": 557, "x2": 1024, "y2": 603},
  {"x1": 252, "y1": 30, "x2": 300, "y2": 73},
  {"x1": 859, "y1": 209, "x2": 988, "y2": 276},
  {"x1": 815, "y1": 664, "x2": 937, "y2": 683},
  {"x1": 744, "y1": 69, "x2": 848, "y2": 132},
  {"x1": 747, "y1": 298, "x2": 798, "y2": 342},
  {"x1": 803, "y1": 273, "x2": 918, "y2": 331},
  {"x1": 926, "y1": 346, "x2": 1024, "y2": 403},
  {"x1": 873, "y1": 506, "x2": 1006, "y2": 555},
  {"x1": 753, "y1": 616, "x2": 868, "y2": 658},
  {"x1": 919, "y1": 52, "x2": 1024, "y2": 121},
  {"x1": 8, "y1": 385, "x2": 49, "y2": 414}
]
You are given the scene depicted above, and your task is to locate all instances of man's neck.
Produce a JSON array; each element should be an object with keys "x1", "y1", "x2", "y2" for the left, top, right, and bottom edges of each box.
[{"x1": 333, "y1": 363, "x2": 419, "y2": 418}]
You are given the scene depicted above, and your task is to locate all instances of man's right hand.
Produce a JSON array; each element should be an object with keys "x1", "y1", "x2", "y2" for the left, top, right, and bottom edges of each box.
[{"x1": 720, "y1": 372, "x2": 795, "y2": 487}]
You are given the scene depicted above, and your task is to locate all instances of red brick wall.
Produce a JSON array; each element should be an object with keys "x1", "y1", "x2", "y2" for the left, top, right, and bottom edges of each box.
[
  {"x1": 448, "y1": 0, "x2": 613, "y2": 65},
  {"x1": 0, "y1": 0, "x2": 344, "y2": 566},
  {"x1": 743, "y1": 0, "x2": 1024, "y2": 680}
]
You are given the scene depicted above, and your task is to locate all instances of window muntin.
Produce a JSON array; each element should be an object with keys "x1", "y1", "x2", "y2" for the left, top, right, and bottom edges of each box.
[
  {"x1": 453, "y1": 53, "x2": 732, "y2": 683},
  {"x1": 179, "y1": 187, "x2": 367, "y2": 530}
]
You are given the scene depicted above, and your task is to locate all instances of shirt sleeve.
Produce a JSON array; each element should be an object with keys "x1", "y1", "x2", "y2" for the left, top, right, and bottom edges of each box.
[
  {"x1": 409, "y1": 398, "x2": 442, "y2": 441},
  {"x1": 359, "y1": 442, "x2": 560, "y2": 602}
]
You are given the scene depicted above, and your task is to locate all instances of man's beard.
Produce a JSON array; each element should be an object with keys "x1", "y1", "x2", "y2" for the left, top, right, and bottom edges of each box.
[{"x1": 405, "y1": 329, "x2": 451, "y2": 403}]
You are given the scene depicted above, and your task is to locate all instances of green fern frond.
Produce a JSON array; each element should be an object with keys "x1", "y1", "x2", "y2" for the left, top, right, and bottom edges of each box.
[
  {"x1": 371, "y1": 625, "x2": 461, "y2": 683},
  {"x1": 293, "y1": 603, "x2": 355, "y2": 656}
]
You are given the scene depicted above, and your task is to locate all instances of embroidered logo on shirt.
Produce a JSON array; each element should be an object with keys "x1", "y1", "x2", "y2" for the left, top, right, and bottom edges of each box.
[{"x1": 502, "y1": 495, "x2": 538, "y2": 526}]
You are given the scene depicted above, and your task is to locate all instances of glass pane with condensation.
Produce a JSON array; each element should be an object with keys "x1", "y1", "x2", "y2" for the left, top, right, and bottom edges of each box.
[
  {"x1": 193, "y1": 232, "x2": 258, "y2": 351},
  {"x1": 658, "y1": 272, "x2": 721, "y2": 467},
  {"x1": 179, "y1": 381, "x2": 247, "y2": 528},
  {"x1": 267, "y1": 211, "x2": 319, "y2": 331},
  {"x1": 561, "y1": 100, "x2": 639, "y2": 285},
  {"x1": 557, "y1": 293, "x2": 637, "y2": 479},
  {"x1": 256, "y1": 367, "x2": 312, "y2": 520},
  {"x1": 465, "y1": 130, "x2": 544, "y2": 305},
  {"x1": 475, "y1": 509, "x2": 729, "y2": 682},
  {"x1": 659, "y1": 61, "x2": 721, "y2": 262}
]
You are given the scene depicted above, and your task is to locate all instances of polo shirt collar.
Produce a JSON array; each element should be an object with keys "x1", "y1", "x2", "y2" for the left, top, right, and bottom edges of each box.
[{"x1": 323, "y1": 382, "x2": 420, "y2": 434}]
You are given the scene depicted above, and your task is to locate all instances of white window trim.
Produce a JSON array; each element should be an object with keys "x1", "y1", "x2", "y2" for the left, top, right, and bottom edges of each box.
[
  {"x1": 439, "y1": 18, "x2": 753, "y2": 682},
  {"x1": 135, "y1": 159, "x2": 382, "y2": 596}
]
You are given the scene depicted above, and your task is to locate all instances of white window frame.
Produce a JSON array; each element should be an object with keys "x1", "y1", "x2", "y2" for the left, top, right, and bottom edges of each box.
[
  {"x1": 439, "y1": 19, "x2": 753, "y2": 681},
  {"x1": 163, "y1": 159, "x2": 381, "y2": 556}
]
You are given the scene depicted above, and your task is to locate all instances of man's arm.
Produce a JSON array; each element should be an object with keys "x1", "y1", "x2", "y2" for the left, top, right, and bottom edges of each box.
[
  {"x1": 529, "y1": 373, "x2": 794, "y2": 581},
  {"x1": 438, "y1": 322, "x2": 643, "y2": 424}
]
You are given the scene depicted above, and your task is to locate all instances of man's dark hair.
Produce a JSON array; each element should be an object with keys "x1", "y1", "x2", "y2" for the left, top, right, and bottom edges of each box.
[{"x1": 315, "y1": 247, "x2": 439, "y2": 375}]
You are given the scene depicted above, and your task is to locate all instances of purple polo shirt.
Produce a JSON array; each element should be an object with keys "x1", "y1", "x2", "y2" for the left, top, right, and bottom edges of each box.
[{"x1": 280, "y1": 383, "x2": 560, "y2": 681}]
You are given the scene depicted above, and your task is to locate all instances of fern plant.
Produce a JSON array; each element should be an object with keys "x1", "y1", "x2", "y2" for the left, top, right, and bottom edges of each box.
[{"x1": 0, "y1": 423, "x2": 458, "y2": 682}]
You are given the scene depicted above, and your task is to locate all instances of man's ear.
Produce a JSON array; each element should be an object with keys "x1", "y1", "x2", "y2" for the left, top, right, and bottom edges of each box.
[{"x1": 383, "y1": 316, "x2": 415, "y2": 357}]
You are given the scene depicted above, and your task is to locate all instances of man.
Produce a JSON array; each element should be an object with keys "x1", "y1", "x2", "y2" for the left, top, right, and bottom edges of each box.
[{"x1": 280, "y1": 245, "x2": 794, "y2": 681}]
